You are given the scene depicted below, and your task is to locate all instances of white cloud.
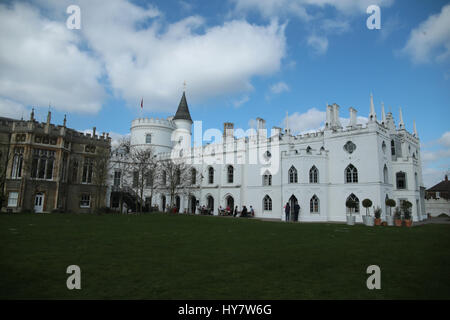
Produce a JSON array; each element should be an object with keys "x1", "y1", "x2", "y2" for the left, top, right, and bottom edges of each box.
[
  {"x1": 422, "y1": 167, "x2": 449, "y2": 189},
  {"x1": 284, "y1": 107, "x2": 369, "y2": 134},
  {"x1": 438, "y1": 131, "x2": 450, "y2": 147},
  {"x1": 307, "y1": 35, "x2": 329, "y2": 55},
  {"x1": 402, "y1": 4, "x2": 450, "y2": 64},
  {"x1": 0, "y1": 97, "x2": 29, "y2": 119},
  {"x1": 421, "y1": 131, "x2": 450, "y2": 188},
  {"x1": 231, "y1": 0, "x2": 394, "y2": 19},
  {"x1": 270, "y1": 82, "x2": 289, "y2": 94},
  {"x1": 0, "y1": 3, "x2": 105, "y2": 114},
  {"x1": 75, "y1": 0, "x2": 286, "y2": 112},
  {"x1": 233, "y1": 95, "x2": 250, "y2": 108},
  {"x1": 0, "y1": 0, "x2": 287, "y2": 115},
  {"x1": 285, "y1": 108, "x2": 326, "y2": 133}
]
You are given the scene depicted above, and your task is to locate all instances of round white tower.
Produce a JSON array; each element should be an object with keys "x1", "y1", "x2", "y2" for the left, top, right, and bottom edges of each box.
[
  {"x1": 130, "y1": 117, "x2": 175, "y2": 154},
  {"x1": 171, "y1": 91, "x2": 193, "y2": 157}
]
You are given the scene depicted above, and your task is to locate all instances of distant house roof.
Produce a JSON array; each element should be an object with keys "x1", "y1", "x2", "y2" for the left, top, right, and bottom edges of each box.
[
  {"x1": 173, "y1": 91, "x2": 192, "y2": 122},
  {"x1": 427, "y1": 175, "x2": 450, "y2": 193}
]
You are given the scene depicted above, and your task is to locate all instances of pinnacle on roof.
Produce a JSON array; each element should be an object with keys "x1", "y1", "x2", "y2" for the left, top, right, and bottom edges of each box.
[{"x1": 173, "y1": 91, "x2": 192, "y2": 122}]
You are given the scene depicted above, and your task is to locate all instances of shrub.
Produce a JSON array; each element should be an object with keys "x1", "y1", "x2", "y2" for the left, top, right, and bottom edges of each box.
[
  {"x1": 394, "y1": 207, "x2": 401, "y2": 219},
  {"x1": 362, "y1": 199, "x2": 372, "y2": 216},
  {"x1": 401, "y1": 200, "x2": 412, "y2": 220},
  {"x1": 385, "y1": 198, "x2": 396, "y2": 216},
  {"x1": 374, "y1": 206, "x2": 382, "y2": 219}
]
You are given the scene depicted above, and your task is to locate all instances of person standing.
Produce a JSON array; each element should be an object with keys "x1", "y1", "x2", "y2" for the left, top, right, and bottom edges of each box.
[
  {"x1": 233, "y1": 205, "x2": 239, "y2": 217},
  {"x1": 250, "y1": 205, "x2": 255, "y2": 217},
  {"x1": 294, "y1": 203, "x2": 300, "y2": 222},
  {"x1": 241, "y1": 206, "x2": 248, "y2": 217},
  {"x1": 284, "y1": 202, "x2": 290, "y2": 222}
]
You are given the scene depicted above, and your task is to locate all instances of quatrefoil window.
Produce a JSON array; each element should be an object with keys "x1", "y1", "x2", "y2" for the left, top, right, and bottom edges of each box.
[{"x1": 344, "y1": 141, "x2": 356, "y2": 154}]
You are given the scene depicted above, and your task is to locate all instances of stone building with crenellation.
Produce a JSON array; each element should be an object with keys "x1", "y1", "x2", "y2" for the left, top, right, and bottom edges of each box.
[{"x1": 0, "y1": 109, "x2": 111, "y2": 213}]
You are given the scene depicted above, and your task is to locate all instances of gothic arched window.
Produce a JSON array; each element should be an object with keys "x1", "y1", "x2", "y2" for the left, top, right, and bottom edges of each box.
[
  {"x1": 383, "y1": 165, "x2": 389, "y2": 184},
  {"x1": 345, "y1": 164, "x2": 358, "y2": 183},
  {"x1": 310, "y1": 195, "x2": 319, "y2": 213},
  {"x1": 227, "y1": 165, "x2": 234, "y2": 183},
  {"x1": 288, "y1": 166, "x2": 298, "y2": 183},
  {"x1": 309, "y1": 166, "x2": 319, "y2": 183},
  {"x1": 208, "y1": 167, "x2": 214, "y2": 184},
  {"x1": 263, "y1": 195, "x2": 272, "y2": 211}
]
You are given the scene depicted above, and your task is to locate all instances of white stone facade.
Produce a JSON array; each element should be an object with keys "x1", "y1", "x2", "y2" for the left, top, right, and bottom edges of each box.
[{"x1": 107, "y1": 93, "x2": 426, "y2": 222}]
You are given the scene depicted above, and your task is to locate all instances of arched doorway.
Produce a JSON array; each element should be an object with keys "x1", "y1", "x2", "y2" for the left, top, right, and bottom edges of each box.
[
  {"x1": 161, "y1": 195, "x2": 166, "y2": 212},
  {"x1": 226, "y1": 195, "x2": 234, "y2": 211},
  {"x1": 207, "y1": 195, "x2": 214, "y2": 214},
  {"x1": 190, "y1": 196, "x2": 197, "y2": 214},
  {"x1": 289, "y1": 195, "x2": 298, "y2": 221}
]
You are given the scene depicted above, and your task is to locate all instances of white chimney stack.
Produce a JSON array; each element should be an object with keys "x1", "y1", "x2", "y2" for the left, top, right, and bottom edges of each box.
[{"x1": 349, "y1": 107, "x2": 357, "y2": 127}]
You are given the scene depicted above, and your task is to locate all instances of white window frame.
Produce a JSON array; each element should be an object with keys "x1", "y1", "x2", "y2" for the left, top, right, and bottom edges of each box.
[
  {"x1": 80, "y1": 194, "x2": 91, "y2": 208},
  {"x1": 8, "y1": 192, "x2": 19, "y2": 207}
]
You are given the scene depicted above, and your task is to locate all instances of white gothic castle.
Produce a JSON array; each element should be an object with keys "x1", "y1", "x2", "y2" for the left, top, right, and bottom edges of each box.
[{"x1": 106, "y1": 91, "x2": 426, "y2": 222}]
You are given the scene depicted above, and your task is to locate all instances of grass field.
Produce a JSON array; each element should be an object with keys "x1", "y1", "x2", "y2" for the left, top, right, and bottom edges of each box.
[{"x1": 1, "y1": 212, "x2": 449, "y2": 299}]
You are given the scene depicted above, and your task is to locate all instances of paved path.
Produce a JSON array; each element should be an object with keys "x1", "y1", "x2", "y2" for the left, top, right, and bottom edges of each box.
[{"x1": 411, "y1": 216, "x2": 450, "y2": 227}]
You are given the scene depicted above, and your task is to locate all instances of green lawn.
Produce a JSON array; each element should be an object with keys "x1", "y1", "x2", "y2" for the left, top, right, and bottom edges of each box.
[{"x1": 0, "y1": 213, "x2": 449, "y2": 299}]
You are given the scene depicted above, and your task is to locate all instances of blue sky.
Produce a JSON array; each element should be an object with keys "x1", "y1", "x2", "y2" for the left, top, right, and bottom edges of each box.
[{"x1": 0, "y1": 0, "x2": 449, "y2": 187}]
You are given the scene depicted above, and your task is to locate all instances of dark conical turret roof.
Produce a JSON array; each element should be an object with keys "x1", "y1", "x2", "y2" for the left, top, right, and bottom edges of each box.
[{"x1": 173, "y1": 91, "x2": 192, "y2": 122}]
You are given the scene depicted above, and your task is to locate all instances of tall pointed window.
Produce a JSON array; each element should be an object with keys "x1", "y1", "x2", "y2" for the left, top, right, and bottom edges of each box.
[
  {"x1": 288, "y1": 166, "x2": 298, "y2": 183},
  {"x1": 208, "y1": 167, "x2": 214, "y2": 184},
  {"x1": 191, "y1": 168, "x2": 197, "y2": 185},
  {"x1": 309, "y1": 166, "x2": 319, "y2": 183},
  {"x1": 391, "y1": 140, "x2": 396, "y2": 156},
  {"x1": 82, "y1": 158, "x2": 93, "y2": 183},
  {"x1": 263, "y1": 195, "x2": 272, "y2": 211},
  {"x1": 345, "y1": 164, "x2": 358, "y2": 183},
  {"x1": 310, "y1": 195, "x2": 319, "y2": 213},
  {"x1": 162, "y1": 171, "x2": 167, "y2": 185},
  {"x1": 11, "y1": 148, "x2": 24, "y2": 179},
  {"x1": 383, "y1": 165, "x2": 389, "y2": 184},
  {"x1": 227, "y1": 165, "x2": 234, "y2": 183}
]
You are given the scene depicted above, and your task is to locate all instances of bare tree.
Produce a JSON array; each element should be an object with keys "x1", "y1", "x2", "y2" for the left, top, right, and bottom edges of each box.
[
  {"x1": 156, "y1": 159, "x2": 198, "y2": 212},
  {"x1": 129, "y1": 147, "x2": 157, "y2": 213},
  {"x1": 110, "y1": 136, "x2": 132, "y2": 213},
  {"x1": 92, "y1": 145, "x2": 112, "y2": 211},
  {"x1": 0, "y1": 148, "x2": 9, "y2": 209}
]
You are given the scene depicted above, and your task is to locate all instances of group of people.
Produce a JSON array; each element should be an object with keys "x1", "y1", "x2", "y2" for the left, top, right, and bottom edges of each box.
[
  {"x1": 198, "y1": 205, "x2": 213, "y2": 215},
  {"x1": 284, "y1": 202, "x2": 300, "y2": 222},
  {"x1": 218, "y1": 205, "x2": 255, "y2": 218}
]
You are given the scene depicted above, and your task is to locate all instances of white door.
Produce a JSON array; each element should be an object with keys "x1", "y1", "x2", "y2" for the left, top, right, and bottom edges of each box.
[{"x1": 34, "y1": 193, "x2": 44, "y2": 213}]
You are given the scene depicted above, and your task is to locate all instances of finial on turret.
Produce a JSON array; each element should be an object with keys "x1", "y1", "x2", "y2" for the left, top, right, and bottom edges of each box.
[
  {"x1": 30, "y1": 108, "x2": 35, "y2": 121},
  {"x1": 285, "y1": 111, "x2": 290, "y2": 133},
  {"x1": 46, "y1": 109, "x2": 51, "y2": 125},
  {"x1": 63, "y1": 114, "x2": 67, "y2": 127},
  {"x1": 381, "y1": 102, "x2": 386, "y2": 124},
  {"x1": 369, "y1": 93, "x2": 376, "y2": 122},
  {"x1": 413, "y1": 120, "x2": 418, "y2": 137},
  {"x1": 399, "y1": 107, "x2": 405, "y2": 129}
]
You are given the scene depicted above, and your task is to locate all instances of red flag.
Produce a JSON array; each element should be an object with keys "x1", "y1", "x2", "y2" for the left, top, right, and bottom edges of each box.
[{"x1": 140, "y1": 98, "x2": 143, "y2": 109}]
